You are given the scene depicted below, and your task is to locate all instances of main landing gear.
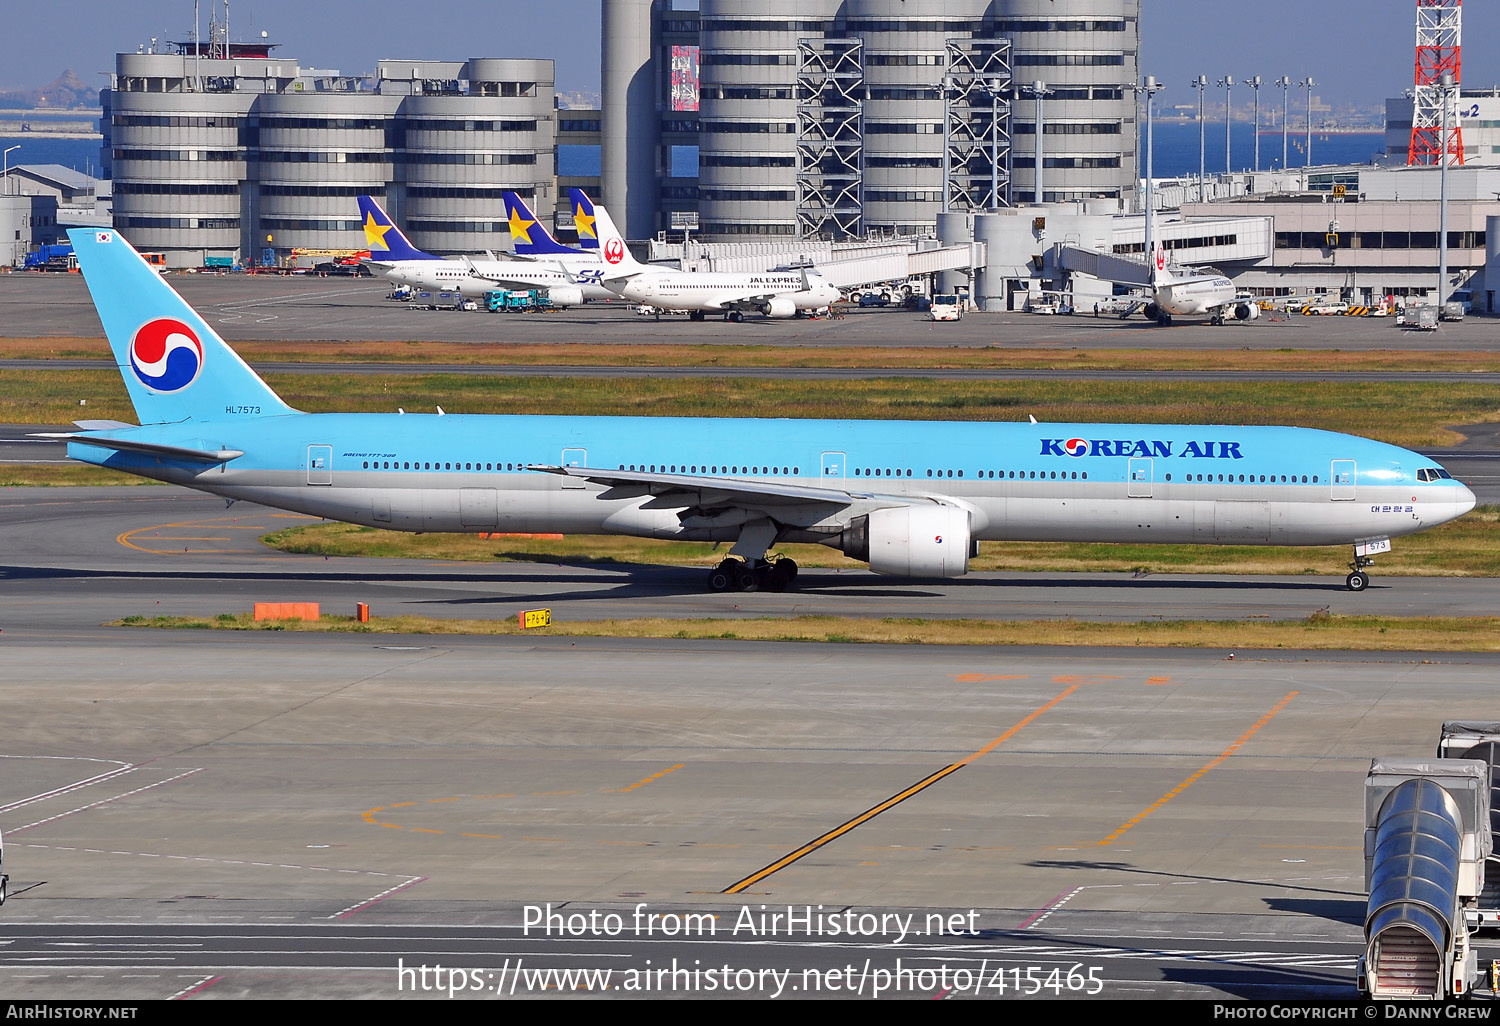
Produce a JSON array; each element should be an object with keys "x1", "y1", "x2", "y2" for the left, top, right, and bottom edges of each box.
[
  {"x1": 705, "y1": 518, "x2": 796, "y2": 592},
  {"x1": 1347, "y1": 548, "x2": 1375, "y2": 592},
  {"x1": 706, "y1": 555, "x2": 799, "y2": 593}
]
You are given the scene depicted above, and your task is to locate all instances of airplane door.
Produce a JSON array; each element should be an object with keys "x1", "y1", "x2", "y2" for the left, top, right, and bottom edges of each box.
[
  {"x1": 460, "y1": 488, "x2": 499, "y2": 529},
  {"x1": 1330, "y1": 460, "x2": 1356, "y2": 500},
  {"x1": 1127, "y1": 457, "x2": 1153, "y2": 498},
  {"x1": 307, "y1": 444, "x2": 333, "y2": 486},
  {"x1": 561, "y1": 448, "x2": 587, "y2": 489},
  {"x1": 821, "y1": 451, "x2": 846, "y2": 487}
]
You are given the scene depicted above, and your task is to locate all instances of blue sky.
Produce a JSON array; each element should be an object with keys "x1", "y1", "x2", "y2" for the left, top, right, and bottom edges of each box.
[{"x1": 2, "y1": 1, "x2": 1495, "y2": 107}]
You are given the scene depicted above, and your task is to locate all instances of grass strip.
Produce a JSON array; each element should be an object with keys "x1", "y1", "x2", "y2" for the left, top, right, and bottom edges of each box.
[
  {"x1": 3, "y1": 369, "x2": 1497, "y2": 447},
  {"x1": 9, "y1": 337, "x2": 1500, "y2": 373},
  {"x1": 112, "y1": 611, "x2": 1500, "y2": 651}
]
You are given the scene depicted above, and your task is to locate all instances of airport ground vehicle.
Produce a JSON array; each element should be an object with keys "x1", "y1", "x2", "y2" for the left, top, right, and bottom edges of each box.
[
  {"x1": 23, "y1": 244, "x2": 76, "y2": 271},
  {"x1": 929, "y1": 294, "x2": 962, "y2": 321},
  {"x1": 1402, "y1": 305, "x2": 1440, "y2": 331}
]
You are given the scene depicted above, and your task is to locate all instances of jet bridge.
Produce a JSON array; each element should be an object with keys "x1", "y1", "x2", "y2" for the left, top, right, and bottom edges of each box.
[
  {"x1": 1438, "y1": 722, "x2": 1500, "y2": 927},
  {"x1": 1359, "y1": 759, "x2": 1490, "y2": 1000}
]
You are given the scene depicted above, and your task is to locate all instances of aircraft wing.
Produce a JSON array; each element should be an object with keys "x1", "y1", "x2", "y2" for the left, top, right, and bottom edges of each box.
[
  {"x1": 717, "y1": 293, "x2": 779, "y2": 313},
  {"x1": 33, "y1": 432, "x2": 245, "y2": 463},
  {"x1": 532, "y1": 464, "x2": 876, "y2": 508}
]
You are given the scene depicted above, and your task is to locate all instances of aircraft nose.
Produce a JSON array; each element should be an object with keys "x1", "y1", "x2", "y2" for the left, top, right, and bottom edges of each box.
[{"x1": 1457, "y1": 482, "x2": 1477, "y2": 517}]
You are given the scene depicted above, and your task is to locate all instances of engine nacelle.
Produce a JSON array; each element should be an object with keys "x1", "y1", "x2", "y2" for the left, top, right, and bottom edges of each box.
[
  {"x1": 1232, "y1": 301, "x2": 1260, "y2": 321},
  {"x1": 1141, "y1": 302, "x2": 1160, "y2": 321},
  {"x1": 761, "y1": 296, "x2": 797, "y2": 318},
  {"x1": 841, "y1": 505, "x2": 972, "y2": 578},
  {"x1": 545, "y1": 285, "x2": 585, "y2": 308}
]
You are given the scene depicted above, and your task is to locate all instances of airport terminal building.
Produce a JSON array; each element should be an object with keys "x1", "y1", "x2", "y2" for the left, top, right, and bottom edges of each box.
[
  {"x1": 102, "y1": 46, "x2": 555, "y2": 267},
  {"x1": 605, "y1": 0, "x2": 1142, "y2": 241}
]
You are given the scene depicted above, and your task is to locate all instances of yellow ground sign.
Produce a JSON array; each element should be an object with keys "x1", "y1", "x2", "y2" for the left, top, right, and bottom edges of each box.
[{"x1": 519, "y1": 608, "x2": 552, "y2": 629}]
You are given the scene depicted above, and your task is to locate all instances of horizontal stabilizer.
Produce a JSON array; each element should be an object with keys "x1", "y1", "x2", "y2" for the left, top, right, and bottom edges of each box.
[{"x1": 35, "y1": 432, "x2": 243, "y2": 463}]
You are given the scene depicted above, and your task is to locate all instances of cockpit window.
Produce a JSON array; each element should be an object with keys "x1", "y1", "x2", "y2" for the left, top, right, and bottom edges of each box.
[{"x1": 1417, "y1": 468, "x2": 1454, "y2": 482}]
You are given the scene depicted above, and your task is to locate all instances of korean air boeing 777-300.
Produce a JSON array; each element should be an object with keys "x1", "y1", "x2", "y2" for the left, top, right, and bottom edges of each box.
[{"x1": 54, "y1": 228, "x2": 1475, "y2": 593}]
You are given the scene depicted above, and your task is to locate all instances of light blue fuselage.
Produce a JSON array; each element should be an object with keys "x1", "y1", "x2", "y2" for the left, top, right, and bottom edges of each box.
[{"x1": 71, "y1": 414, "x2": 1475, "y2": 548}]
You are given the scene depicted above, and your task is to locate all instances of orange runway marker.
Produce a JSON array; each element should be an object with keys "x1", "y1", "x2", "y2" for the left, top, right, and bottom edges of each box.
[
  {"x1": 722, "y1": 684, "x2": 1079, "y2": 894},
  {"x1": 1099, "y1": 690, "x2": 1300, "y2": 846}
]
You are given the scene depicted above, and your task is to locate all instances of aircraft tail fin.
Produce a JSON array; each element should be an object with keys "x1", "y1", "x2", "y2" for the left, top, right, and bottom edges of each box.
[
  {"x1": 1150, "y1": 240, "x2": 1174, "y2": 286},
  {"x1": 575, "y1": 190, "x2": 647, "y2": 277},
  {"x1": 569, "y1": 187, "x2": 601, "y2": 250},
  {"x1": 502, "y1": 192, "x2": 580, "y2": 256},
  {"x1": 357, "y1": 195, "x2": 439, "y2": 262},
  {"x1": 67, "y1": 228, "x2": 296, "y2": 425}
]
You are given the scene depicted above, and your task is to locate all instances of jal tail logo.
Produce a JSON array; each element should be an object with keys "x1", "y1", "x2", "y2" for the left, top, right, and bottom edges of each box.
[
  {"x1": 1154, "y1": 243, "x2": 1166, "y2": 273},
  {"x1": 603, "y1": 237, "x2": 626, "y2": 265},
  {"x1": 1063, "y1": 438, "x2": 1090, "y2": 457},
  {"x1": 129, "y1": 318, "x2": 203, "y2": 393}
]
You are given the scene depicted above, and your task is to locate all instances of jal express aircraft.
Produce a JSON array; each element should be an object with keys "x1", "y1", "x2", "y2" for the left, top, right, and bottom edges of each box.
[
  {"x1": 1142, "y1": 241, "x2": 1260, "y2": 327},
  {"x1": 54, "y1": 228, "x2": 1475, "y2": 593}
]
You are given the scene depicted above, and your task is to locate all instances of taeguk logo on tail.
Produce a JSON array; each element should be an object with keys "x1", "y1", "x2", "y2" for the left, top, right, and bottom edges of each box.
[{"x1": 129, "y1": 318, "x2": 203, "y2": 393}]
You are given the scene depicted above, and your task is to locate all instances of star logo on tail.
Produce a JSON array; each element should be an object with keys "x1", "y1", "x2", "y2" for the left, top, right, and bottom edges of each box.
[
  {"x1": 507, "y1": 208, "x2": 536, "y2": 244},
  {"x1": 363, "y1": 212, "x2": 394, "y2": 252},
  {"x1": 573, "y1": 203, "x2": 596, "y2": 240}
]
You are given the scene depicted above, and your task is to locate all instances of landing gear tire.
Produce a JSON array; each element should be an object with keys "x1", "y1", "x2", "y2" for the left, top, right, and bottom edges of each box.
[
  {"x1": 1346, "y1": 571, "x2": 1369, "y2": 592},
  {"x1": 735, "y1": 568, "x2": 759, "y2": 592},
  {"x1": 727, "y1": 311, "x2": 745, "y2": 323},
  {"x1": 707, "y1": 566, "x2": 733, "y2": 592},
  {"x1": 777, "y1": 557, "x2": 798, "y2": 582},
  {"x1": 762, "y1": 565, "x2": 790, "y2": 592},
  {"x1": 690, "y1": 310, "x2": 705, "y2": 322}
]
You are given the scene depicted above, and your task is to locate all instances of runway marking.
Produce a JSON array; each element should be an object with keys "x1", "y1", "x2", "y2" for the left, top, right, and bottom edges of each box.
[
  {"x1": 1019, "y1": 886, "x2": 1086, "y2": 930},
  {"x1": 721, "y1": 684, "x2": 1079, "y2": 894},
  {"x1": 116, "y1": 513, "x2": 318, "y2": 555},
  {"x1": 0, "y1": 759, "x2": 137, "y2": 816},
  {"x1": 332, "y1": 874, "x2": 429, "y2": 920},
  {"x1": 9, "y1": 770, "x2": 203, "y2": 834},
  {"x1": 606, "y1": 764, "x2": 685, "y2": 793},
  {"x1": 1098, "y1": 690, "x2": 1300, "y2": 846},
  {"x1": 1051, "y1": 675, "x2": 1120, "y2": 684},
  {"x1": 169, "y1": 975, "x2": 222, "y2": 1000},
  {"x1": 949, "y1": 674, "x2": 1029, "y2": 683},
  {"x1": 1145, "y1": 676, "x2": 1173, "y2": 685}
]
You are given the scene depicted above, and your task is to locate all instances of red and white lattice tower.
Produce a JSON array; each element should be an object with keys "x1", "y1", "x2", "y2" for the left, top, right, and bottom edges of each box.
[{"x1": 1408, "y1": 0, "x2": 1464, "y2": 165}]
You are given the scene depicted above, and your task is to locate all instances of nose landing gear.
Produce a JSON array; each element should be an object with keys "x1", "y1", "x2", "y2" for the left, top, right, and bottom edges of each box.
[{"x1": 1347, "y1": 550, "x2": 1375, "y2": 592}]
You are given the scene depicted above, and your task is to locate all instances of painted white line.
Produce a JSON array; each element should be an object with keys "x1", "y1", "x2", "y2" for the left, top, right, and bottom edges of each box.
[{"x1": 10, "y1": 770, "x2": 202, "y2": 833}]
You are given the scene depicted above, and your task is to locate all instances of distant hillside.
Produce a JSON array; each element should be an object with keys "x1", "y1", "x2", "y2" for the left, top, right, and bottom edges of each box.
[{"x1": 0, "y1": 70, "x2": 100, "y2": 109}]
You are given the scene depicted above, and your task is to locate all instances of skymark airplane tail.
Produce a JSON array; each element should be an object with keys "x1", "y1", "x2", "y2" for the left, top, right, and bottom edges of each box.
[
  {"x1": 502, "y1": 192, "x2": 581, "y2": 256},
  {"x1": 569, "y1": 187, "x2": 600, "y2": 250},
  {"x1": 67, "y1": 228, "x2": 295, "y2": 425},
  {"x1": 357, "y1": 195, "x2": 441, "y2": 262},
  {"x1": 570, "y1": 188, "x2": 648, "y2": 278}
]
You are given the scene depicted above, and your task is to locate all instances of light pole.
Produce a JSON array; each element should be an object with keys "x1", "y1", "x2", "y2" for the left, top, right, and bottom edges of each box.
[
  {"x1": 1138, "y1": 76, "x2": 1163, "y2": 269},
  {"x1": 1218, "y1": 75, "x2": 1235, "y2": 174},
  {"x1": 1247, "y1": 75, "x2": 1263, "y2": 172},
  {"x1": 1276, "y1": 76, "x2": 1291, "y2": 168},
  {"x1": 1301, "y1": 76, "x2": 1316, "y2": 167},
  {"x1": 2, "y1": 146, "x2": 17, "y2": 196},
  {"x1": 1439, "y1": 70, "x2": 1455, "y2": 309},
  {"x1": 1191, "y1": 75, "x2": 1208, "y2": 200},
  {"x1": 1025, "y1": 80, "x2": 1053, "y2": 204}
]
